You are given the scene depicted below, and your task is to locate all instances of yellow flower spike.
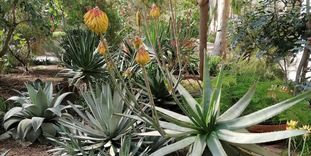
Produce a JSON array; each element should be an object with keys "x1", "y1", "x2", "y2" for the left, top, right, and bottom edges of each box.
[
  {"x1": 84, "y1": 6, "x2": 109, "y2": 34},
  {"x1": 133, "y1": 36, "x2": 143, "y2": 49},
  {"x1": 136, "y1": 10, "x2": 142, "y2": 27},
  {"x1": 98, "y1": 40, "x2": 108, "y2": 55},
  {"x1": 286, "y1": 120, "x2": 298, "y2": 130},
  {"x1": 300, "y1": 125, "x2": 311, "y2": 138},
  {"x1": 150, "y1": 3, "x2": 160, "y2": 19},
  {"x1": 135, "y1": 47, "x2": 150, "y2": 66}
]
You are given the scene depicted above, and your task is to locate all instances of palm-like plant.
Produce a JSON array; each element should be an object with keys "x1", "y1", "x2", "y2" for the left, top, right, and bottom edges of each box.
[
  {"x1": 3, "y1": 82, "x2": 71, "y2": 142},
  {"x1": 50, "y1": 84, "x2": 138, "y2": 155},
  {"x1": 58, "y1": 29, "x2": 108, "y2": 86},
  {"x1": 136, "y1": 55, "x2": 311, "y2": 156}
]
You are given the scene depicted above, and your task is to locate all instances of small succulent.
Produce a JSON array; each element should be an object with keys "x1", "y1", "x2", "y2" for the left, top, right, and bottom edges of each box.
[
  {"x1": 3, "y1": 81, "x2": 71, "y2": 142},
  {"x1": 50, "y1": 84, "x2": 138, "y2": 155},
  {"x1": 136, "y1": 55, "x2": 311, "y2": 156}
]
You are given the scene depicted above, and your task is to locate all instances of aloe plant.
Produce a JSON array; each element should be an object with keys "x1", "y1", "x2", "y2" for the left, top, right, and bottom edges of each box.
[
  {"x1": 3, "y1": 82, "x2": 71, "y2": 142},
  {"x1": 50, "y1": 84, "x2": 139, "y2": 155},
  {"x1": 58, "y1": 29, "x2": 108, "y2": 86},
  {"x1": 133, "y1": 55, "x2": 311, "y2": 156}
]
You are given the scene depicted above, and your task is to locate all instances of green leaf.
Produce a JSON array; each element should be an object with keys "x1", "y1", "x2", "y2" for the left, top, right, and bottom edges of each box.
[
  {"x1": 159, "y1": 121, "x2": 194, "y2": 132},
  {"x1": 23, "y1": 104, "x2": 41, "y2": 117},
  {"x1": 26, "y1": 84, "x2": 37, "y2": 104},
  {"x1": 52, "y1": 92, "x2": 71, "y2": 107},
  {"x1": 31, "y1": 117, "x2": 45, "y2": 132},
  {"x1": 217, "y1": 84, "x2": 256, "y2": 122},
  {"x1": 231, "y1": 143, "x2": 278, "y2": 156},
  {"x1": 150, "y1": 136, "x2": 196, "y2": 156},
  {"x1": 206, "y1": 132, "x2": 227, "y2": 156},
  {"x1": 7, "y1": 96, "x2": 27, "y2": 104},
  {"x1": 205, "y1": 68, "x2": 223, "y2": 121},
  {"x1": 45, "y1": 106, "x2": 62, "y2": 117},
  {"x1": 3, "y1": 117, "x2": 21, "y2": 130},
  {"x1": 16, "y1": 119, "x2": 33, "y2": 141},
  {"x1": 217, "y1": 90, "x2": 311, "y2": 130},
  {"x1": 202, "y1": 54, "x2": 212, "y2": 116},
  {"x1": 3, "y1": 107, "x2": 22, "y2": 121},
  {"x1": 41, "y1": 123, "x2": 58, "y2": 137},
  {"x1": 44, "y1": 82, "x2": 53, "y2": 104},
  {"x1": 35, "y1": 89, "x2": 48, "y2": 113},
  {"x1": 155, "y1": 106, "x2": 192, "y2": 123},
  {"x1": 217, "y1": 129, "x2": 306, "y2": 144},
  {"x1": 189, "y1": 134, "x2": 207, "y2": 156},
  {"x1": 171, "y1": 75, "x2": 198, "y2": 114}
]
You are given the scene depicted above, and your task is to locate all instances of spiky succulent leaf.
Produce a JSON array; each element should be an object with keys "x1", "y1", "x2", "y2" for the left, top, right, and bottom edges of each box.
[
  {"x1": 217, "y1": 129, "x2": 306, "y2": 144},
  {"x1": 150, "y1": 137, "x2": 196, "y2": 156},
  {"x1": 206, "y1": 133, "x2": 227, "y2": 156},
  {"x1": 53, "y1": 84, "x2": 136, "y2": 155},
  {"x1": 3, "y1": 81, "x2": 70, "y2": 142},
  {"x1": 217, "y1": 84, "x2": 256, "y2": 122},
  {"x1": 217, "y1": 90, "x2": 311, "y2": 130}
]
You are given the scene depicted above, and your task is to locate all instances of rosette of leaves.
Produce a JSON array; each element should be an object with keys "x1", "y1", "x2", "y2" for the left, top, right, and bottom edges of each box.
[
  {"x1": 50, "y1": 84, "x2": 138, "y2": 155},
  {"x1": 3, "y1": 81, "x2": 71, "y2": 142},
  {"x1": 58, "y1": 29, "x2": 108, "y2": 86},
  {"x1": 135, "y1": 55, "x2": 311, "y2": 156}
]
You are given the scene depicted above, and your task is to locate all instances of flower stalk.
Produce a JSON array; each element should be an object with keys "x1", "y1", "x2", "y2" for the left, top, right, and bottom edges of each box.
[{"x1": 142, "y1": 66, "x2": 165, "y2": 136}]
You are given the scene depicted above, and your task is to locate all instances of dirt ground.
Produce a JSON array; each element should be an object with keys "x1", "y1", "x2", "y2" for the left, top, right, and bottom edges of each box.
[
  {"x1": 0, "y1": 140, "x2": 52, "y2": 156},
  {"x1": 0, "y1": 65, "x2": 65, "y2": 99}
]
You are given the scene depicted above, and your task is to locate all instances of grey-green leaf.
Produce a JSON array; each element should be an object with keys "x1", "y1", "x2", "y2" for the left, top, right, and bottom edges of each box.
[
  {"x1": 31, "y1": 117, "x2": 45, "y2": 132},
  {"x1": 217, "y1": 129, "x2": 306, "y2": 144},
  {"x1": 150, "y1": 136, "x2": 196, "y2": 156},
  {"x1": 217, "y1": 84, "x2": 256, "y2": 122},
  {"x1": 206, "y1": 132, "x2": 227, "y2": 156},
  {"x1": 217, "y1": 90, "x2": 311, "y2": 130},
  {"x1": 189, "y1": 134, "x2": 207, "y2": 156}
]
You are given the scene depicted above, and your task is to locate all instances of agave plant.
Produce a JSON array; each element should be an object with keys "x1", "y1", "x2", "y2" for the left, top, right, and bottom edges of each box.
[
  {"x1": 58, "y1": 29, "x2": 108, "y2": 86},
  {"x1": 134, "y1": 55, "x2": 311, "y2": 156},
  {"x1": 3, "y1": 82, "x2": 71, "y2": 142},
  {"x1": 50, "y1": 84, "x2": 139, "y2": 155}
]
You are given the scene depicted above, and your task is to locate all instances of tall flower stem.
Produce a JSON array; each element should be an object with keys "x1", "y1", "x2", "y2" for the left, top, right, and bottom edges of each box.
[
  {"x1": 142, "y1": 66, "x2": 165, "y2": 136},
  {"x1": 299, "y1": 137, "x2": 307, "y2": 156},
  {"x1": 288, "y1": 137, "x2": 291, "y2": 156}
]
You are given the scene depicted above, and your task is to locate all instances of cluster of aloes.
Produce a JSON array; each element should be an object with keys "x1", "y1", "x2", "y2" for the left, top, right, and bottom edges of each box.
[{"x1": 61, "y1": 4, "x2": 311, "y2": 156}]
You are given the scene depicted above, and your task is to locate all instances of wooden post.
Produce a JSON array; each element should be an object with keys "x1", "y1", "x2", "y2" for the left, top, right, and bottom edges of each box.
[{"x1": 198, "y1": 0, "x2": 209, "y2": 80}]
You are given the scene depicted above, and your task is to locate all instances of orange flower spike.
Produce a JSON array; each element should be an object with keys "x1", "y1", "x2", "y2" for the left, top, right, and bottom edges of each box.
[
  {"x1": 133, "y1": 37, "x2": 143, "y2": 49},
  {"x1": 135, "y1": 47, "x2": 150, "y2": 66},
  {"x1": 98, "y1": 40, "x2": 108, "y2": 55},
  {"x1": 84, "y1": 6, "x2": 109, "y2": 34},
  {"x1": 150, "y1": 3, "x2": 160, "y2": 19}
]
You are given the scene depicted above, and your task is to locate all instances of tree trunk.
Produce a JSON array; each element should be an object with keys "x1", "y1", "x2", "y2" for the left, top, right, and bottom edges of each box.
[
  {"x1": 211, "y1": 0, "x2": 230, "y2": 56},
  {"x1": 295, "y1": 48, "x2": 309, "y2": 83},
  {"x1": 295, "y1": 0, "x2": 311, "y2": 83},
  {"x1": 0, "y1": 0, "x2": 18, "y2": 57},
  {"x1": 0, "y1": 27, "x2": 15, "y2": 57},
  {"x1": 198, "y1": 0, "x2": 209, "y2": 80}
]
